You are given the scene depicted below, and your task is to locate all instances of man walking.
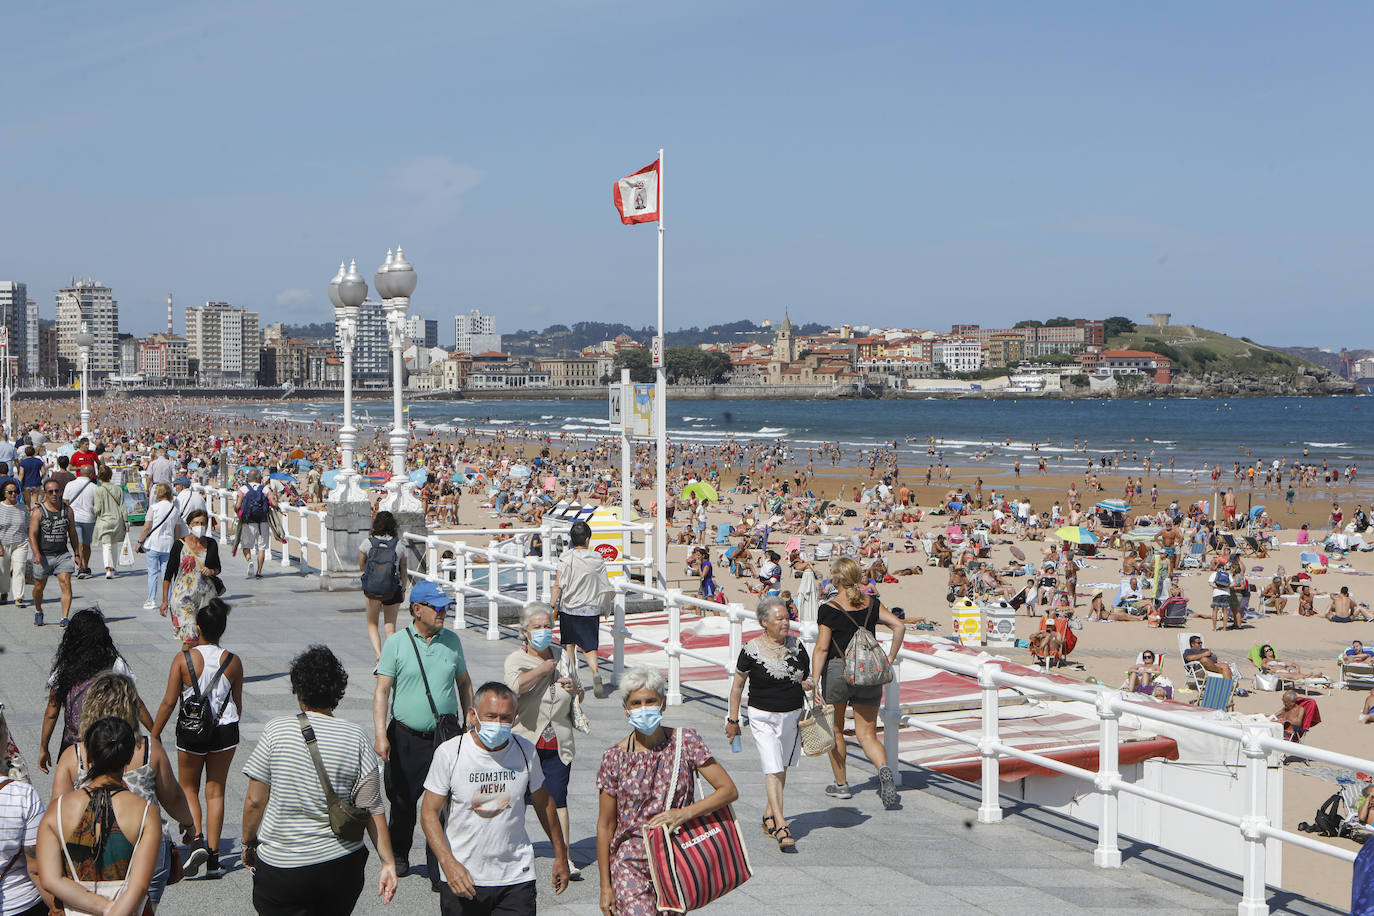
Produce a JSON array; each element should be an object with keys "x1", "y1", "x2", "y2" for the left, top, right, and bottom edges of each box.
[
  {"x1": 421, "y1": 681, "x2": 569, "y2": 915},
  {"x1": 549, "y1": 521, "x2": 613, "y2": 698},
  {"x1": 234, "y1": 468, "x2": 277, "y2": 578},
  {"x1": 374, "y1": 581, "x2": 473, "y2": 890},
  {"x1": 29, "y1": 475, "x2": 78, "y2": 627},
  {"x1": 63, "y1": 466, "x2": 98, "y2": 578}
]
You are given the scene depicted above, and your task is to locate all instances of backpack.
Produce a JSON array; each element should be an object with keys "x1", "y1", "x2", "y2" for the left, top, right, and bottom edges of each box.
[
  {"x1": 176, "y1": 649, "x2": 234, "y2": 745},
  {"x1": 841, "y1": 601, "x2": 894, "y2": 687},
  {"x1": 1213, "y1": 569, "x2": 1231, "y2": 589},
  {"x1": 1300, "y1": 792, "x2": 1347, "y2": 838},
  {"x1": 241, "y1": 484, "x2": 269, "y2": 523},
  {"x1": 362, "y1": 536, "x2": 401, "y2": 598}
]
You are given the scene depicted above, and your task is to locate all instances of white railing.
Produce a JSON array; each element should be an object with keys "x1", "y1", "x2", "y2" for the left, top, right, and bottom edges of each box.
[
  {"x1": 192, "y1": 484, "x2": 328, "y2": 578},
  {"x1": 399, "y1": 524, "x2": 1366, "y2": 916}
]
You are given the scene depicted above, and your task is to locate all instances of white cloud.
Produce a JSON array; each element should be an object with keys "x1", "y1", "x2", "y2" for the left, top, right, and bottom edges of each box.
[
  {"x1": 379, "y1": 155, "x2": 486, "y2": 231},
  {"x1": 276, "y1": 287, "x2": 313, "y2": 307}
]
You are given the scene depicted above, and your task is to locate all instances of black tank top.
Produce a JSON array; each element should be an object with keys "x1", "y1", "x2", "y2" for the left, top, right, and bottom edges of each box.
[{"x1": 39, "y1": 503, "x2": 69, "y2": 556}]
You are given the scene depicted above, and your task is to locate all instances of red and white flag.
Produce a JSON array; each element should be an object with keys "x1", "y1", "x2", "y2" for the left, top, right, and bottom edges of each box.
[{"x1": 613, "y1": 159, "x2": 660, "y2": 225}]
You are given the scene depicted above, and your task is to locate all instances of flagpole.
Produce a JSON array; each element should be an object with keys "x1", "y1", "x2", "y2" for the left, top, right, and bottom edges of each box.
[{"x1": 655, "y1": 147, "x2": 676, "y2": 705}]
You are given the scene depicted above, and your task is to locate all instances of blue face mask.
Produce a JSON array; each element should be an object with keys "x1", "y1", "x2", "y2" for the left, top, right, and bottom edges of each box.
[
  {"x1": 477, "y1": 721, "x2": 512, "y2": 748},
  {"x1": 628, "y1": 705, "x2": 663, "y2": 734},
  {"x1": 528, "y1": 628, "x2": 553, "y2": 651}
]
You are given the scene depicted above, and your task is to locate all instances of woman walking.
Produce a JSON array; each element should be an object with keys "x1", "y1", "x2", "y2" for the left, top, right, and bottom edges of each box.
[
  {"x1": 359, "y1": 511, "x2": 407, "y2": 662},
  {"x1": 137, "y1": 484, "x2": 186, "y2": 612},
  {"x1": 726, "y1": 596, "x2": 811, "y2": 851},
  {"x1": 241, "y1": 645, "x2": 397, "y2": 914},
  {"x1": 0, "y1": 706, "x2": 50, "y2": 916},
  {"x1": 159, "y1": 509, "x2": 221, "y2": 645},
  {"x1": 38, "y1": 608, "x2": 150, "y2": 773},
  {"x1": 150, "y1": 599, "x2": 242, "y2": 879},
  {"x1": 505, "y1": 602, "x2": 585, "y2": 879},
  {"x1": 92, "y1": 465, "x2": 128, "y2": 580},
  {"x1": 0, "y1": 480, "x2": 30, "y2": 606},
  {"x1": 596, "y1": 666, "x2": 738, "y2": 916},
  {"x1": 36, "y1": 717, "x2": 159, "y2": 916},
  {"x1": 809, "y1": 557, "x2": 906, "y2": 809},
  {"x1": 52, "y1": 672, "x2": 197, "y2": 911}
]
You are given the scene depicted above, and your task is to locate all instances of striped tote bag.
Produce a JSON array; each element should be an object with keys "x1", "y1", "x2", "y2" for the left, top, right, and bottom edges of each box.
[{"x1": 642, "y1": 729, "x2": 753, "y2": 912}]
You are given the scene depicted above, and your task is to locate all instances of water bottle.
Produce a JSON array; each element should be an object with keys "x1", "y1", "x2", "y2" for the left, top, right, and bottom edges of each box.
[{"x1": 731, "y1": 733, "x2": 742, "y2": 753}]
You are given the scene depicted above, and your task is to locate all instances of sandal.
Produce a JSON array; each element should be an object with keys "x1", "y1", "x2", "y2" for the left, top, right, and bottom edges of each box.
[
  {"x1": 774, "y1": 825, "x2": 796, "y2": 851},
  {"x1": 762, "y1": 815, "x2": 778, "y2": 837}
]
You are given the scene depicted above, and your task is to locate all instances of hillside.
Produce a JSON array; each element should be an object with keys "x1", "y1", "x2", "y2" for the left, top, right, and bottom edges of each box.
[
  {"x1": 1106, "y1": 324, "x2": 1312, "y2": 375},
  {"x1": 501, "y1": 319, "x2": 829, "y2": 357},
  {"x1": 1273, "y1": 346, "x2": 1374, "y2": 377}
]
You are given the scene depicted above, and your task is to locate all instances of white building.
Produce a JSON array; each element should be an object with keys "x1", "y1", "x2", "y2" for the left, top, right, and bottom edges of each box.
[
  {"x1": 57, "y1": 279, "x2": 120, "y2": 377},
  {"x1": 406, "y1": 316, "x2": 438, "y2": 348},
  {"x1": 340, "y1": 298, "x2": 390, "y2": 385},
  {"x1": 24, "y1": 296, "x2": 38, "y2": 382},
  {"x1": 184, "y1": 301, "x2": 261, "y2": 385},
  {"x1": 454, "y1": 309, "x2": 501, "y2": 356},
  {"x1": 0, "y1": 282, "x2": 28, "y2": 382},
  {"x1": 467, "y1": 364, "x2": 550, "y2": 390},
  {"x1": 933, "y1": 337, "x2": 983, "y2": 373}
]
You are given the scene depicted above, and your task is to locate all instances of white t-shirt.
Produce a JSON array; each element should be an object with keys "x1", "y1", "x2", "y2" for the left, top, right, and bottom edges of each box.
[
  {"x1": 1209, "y1": 570, "x2": 1232, "y2": 599},
  {"x1": 423, "y1": 733, "x2": 543, "y2": 888},
  {"x1": 63, "y1": 477, "x2": 98, "y2": 524},
  {"x1": 0, "y1": 778, "x2": 45, "y2": 915},
  {"x1": 144, "y1": 500, "x2": 188, "y2": 553},
  {"x1": 174, "y1": 488, "x2": 208, "y2": 521}
]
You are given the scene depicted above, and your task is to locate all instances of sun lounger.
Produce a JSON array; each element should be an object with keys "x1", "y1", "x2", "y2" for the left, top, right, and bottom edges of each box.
[
  {"x1": 714, "y1": 524, "x2": 732, "y2": 545},
  {"x1": 1197, "y1": 673, "x2": 1236, "y2": 711},
  {"x1": 1181, "y1": 542, "x2": 1205, "y2": 569},
  {"x1": 1340, "y1": 659, "x2": 1374, "y2": 690}
]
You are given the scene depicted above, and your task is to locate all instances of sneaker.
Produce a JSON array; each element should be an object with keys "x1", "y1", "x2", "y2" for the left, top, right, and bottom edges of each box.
[
  {"x1": 592, "y1": 670, "x2": 604, "y2": 699},
  {"x1": 33, "y1": 611, "x2": 42, "y2": 627},
  {"x1": 205, "y1": 852, "x2": 223, "y2": 879},
  {"x1": 255, "y1": 571, "x2": 263, "y2": 579},
  {"x1": 142, "y1": 601, "x2": 158, "y2": 610},
  {"x1": 393, "y1": 858, "x2": 409, "y2": 878},
  {"x1": 105, "y1": 569, "x2": 115, "y2": 580},
  {"x1": 825, "y1": 783, "x2": 852, "y2": 799},
  {"x1": 183, "y1": 843, "x2": 209, "y2": 878},
  {"x1": 877, "y1": 766, "x2": 900, "y2": 809},
  {"x1": 15, "y1": 599, "x2": 24, "y2": 609},
  {"x1": 59, "y1": 617, "x2": 69, "y2": 628},
  {"x1": 245, "y1": 566, "x2": 253, "y2": 579},
  {"x1": 567, "y1": 863, "x2": 583, "y2": 881}
]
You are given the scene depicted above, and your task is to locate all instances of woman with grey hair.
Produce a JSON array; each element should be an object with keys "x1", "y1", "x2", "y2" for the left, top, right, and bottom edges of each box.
[
  {"x1": 726, "y1": 596, "x2": 811, "y2": 851},
  {"x1": 595, "y1": 667, "x2": 738, "y2": 916},
  {"x1": 504, "y1": 602, "x2": 586, "y2": 879}
]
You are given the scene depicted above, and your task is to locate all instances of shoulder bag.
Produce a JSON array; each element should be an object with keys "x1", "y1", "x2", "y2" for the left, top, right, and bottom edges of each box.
[
  {"x1": 406, "y1": 630, "x2": 464, "y2": 747},
  {"x1": 176, "y1": 650, "x2": 234, "y2": 745},
  {"x1": 797, "y1": 700, "x2": 836, "y2": 757},
  {"x1": 642, "y1": 729, "x2": 753, "y2": 913},
  {"x1": 843, "y1": 600, "x2": 894, "y2": 687},
  {"x1": 296, "y1": 714, "x2": 370, "y2": 844},
  {"x1": 55, "y1": 792, "x2": 152, "y2": 916}
]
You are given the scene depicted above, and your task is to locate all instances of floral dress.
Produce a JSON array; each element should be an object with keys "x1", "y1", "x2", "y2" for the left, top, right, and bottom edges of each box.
[
  {"x1": 595, "y1": 728, "x2": 713, "y2": 916},
  {"x1": 167, "y1": 538, "x2": 215, "y2": 644}
]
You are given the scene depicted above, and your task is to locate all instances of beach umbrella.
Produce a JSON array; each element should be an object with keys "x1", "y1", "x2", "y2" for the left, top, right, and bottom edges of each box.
[
  {"x1": 288, "y1": 447, "x2": 306, "y2": 460},
  {"x1": 1124, "y1": 528, "x2": 1160, "y2": 542},
  {"x1": 322, "y1": 470, "x2": 339, "y2": 490},
  {"x1": 367, "y1": 469, "x2": 392, "y2": 482},
  {"x1": 509, "y1": 464, "x2": 531, "y2": 478},
  {"x1": 409, "y1": 468, "x2": 428, "y2": 486},
  {"x1": 268, "y1": 472, "x2": 294, "y2": 482},
  {"x1": 463, "y1": 466, "x2": 478, "y2": 475},
  {"x1": 289, "y1": 458, "x2": 313, "y2": 470},
  {"x1": 1055, "y1": 526, "x2": 1098, "y2": 544},
  {"x1": 681, "y1": 481, "x2": 719, "y2": 503},
  {"x1": 1250, "y1": 505, "x2": 1267, "y2": 522},
  {"x1": 1095, "y1": 499, "x2": 1129, "y2": 513}
]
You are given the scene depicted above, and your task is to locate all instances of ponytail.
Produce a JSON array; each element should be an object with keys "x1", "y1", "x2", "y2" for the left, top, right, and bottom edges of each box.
[{"x1": 830, "y1": 557, "x2": 866, "y2": 606}]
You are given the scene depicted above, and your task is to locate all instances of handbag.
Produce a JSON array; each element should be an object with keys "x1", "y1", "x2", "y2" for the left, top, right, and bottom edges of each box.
[
  {"x1": 406, "y1": 631, "x2": 464, "y2": 747},
  {"x1": 842, "y1": 601, "x2": 894, "y2": 687},
  {"x1": 296, "y1": 714, "x2": 371, "y2": 844},
  {"x1": 558, "y1": 649, "x2": 592, "y2": 734},
  {"x1": 797, "y1": 701, "x2": 836, "y2": 757},
  {"x1": 642, "y1": 729, "x2": 753, "y2": 913},
  {"x1": 55, "y1": 792, "x2": 152, "y2": 916}
]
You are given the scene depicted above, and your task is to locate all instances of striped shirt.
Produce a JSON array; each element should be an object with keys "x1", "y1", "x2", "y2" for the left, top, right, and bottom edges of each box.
[
  {"x1": 242, "y1": 712, "x2": 383, "y2": 869},
  {"x1": 0, "y1": 779, "x2": 44, "y2": 915},
  {"x1": 0, "y1": 503, "x2": 25, "y2": 547}
]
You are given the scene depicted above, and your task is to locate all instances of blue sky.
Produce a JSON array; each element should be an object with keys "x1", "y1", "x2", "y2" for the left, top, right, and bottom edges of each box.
[{"x1": 2, "y1": 1, "x2": 1371, "y2": 346}]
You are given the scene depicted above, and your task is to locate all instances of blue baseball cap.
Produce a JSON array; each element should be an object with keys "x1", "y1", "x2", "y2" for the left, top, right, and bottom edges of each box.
[{"x1": 409, "y1": 580, "x2": 455, "y2": 610}]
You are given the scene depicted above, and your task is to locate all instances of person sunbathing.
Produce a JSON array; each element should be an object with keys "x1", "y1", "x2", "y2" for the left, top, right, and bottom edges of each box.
[
  {"x1": 1126, "y1": 650, "x2": 1162, "y2": 692},
  {"x1": 1327, "y1": 586, "x2": 1372, "y2": 622},
  {"x1": 1254, "y1": 644, "x2": 1323, "y2": 680},
  {"x1": 1344, "y1": 640, "x2": 1374, "y2": 665},
  {"x1": 947, "y1": 566, "x2": 971, "y2": 599},
  {"x1": 1275, "y1": 691, "x2": 1320, "y2": 741},
  {"x1": 1184, "y1": 634, "x2": 1234, "y2": 679},
  {"x1": 1261, "y1": 577, "x2": 1288, "y2": 614},
  {"x1": 932, "y1": 535, "x2": 953, "y2": 567},
  {"x1": 1297, "y1": 586, "x2": 1317, "y2": 617}
]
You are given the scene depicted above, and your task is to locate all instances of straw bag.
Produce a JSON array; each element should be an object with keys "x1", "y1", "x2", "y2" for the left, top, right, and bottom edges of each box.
[
  {"x1": 643, "y1": 730, "x2": 753, "y2": 912},
  {"x1": 558, "y1": 649, "x2": 591, "y2": 734},
  {"x1": 797, "y1": 701, "x2": 835, "y2": 757}
]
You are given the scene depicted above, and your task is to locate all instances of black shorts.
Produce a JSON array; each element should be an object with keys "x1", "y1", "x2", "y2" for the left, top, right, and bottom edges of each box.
[
  {"x1": 365, "y1": 589, "x2": 405, "y2": 607},
  {"x1": 177, "y1": 721, "x2": 240, "y2": 756},
  {"x1": 559, "y1": 613, "x2": 600, "y2": 652}
]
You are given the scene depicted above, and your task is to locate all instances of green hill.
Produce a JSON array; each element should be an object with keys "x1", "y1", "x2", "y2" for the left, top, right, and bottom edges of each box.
[{"x1": 1107, "y1": 324, "x2": 1311, "y2": 375}]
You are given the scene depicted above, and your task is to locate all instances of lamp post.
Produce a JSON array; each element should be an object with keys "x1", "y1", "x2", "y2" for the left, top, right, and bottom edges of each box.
[
  {"x1": 328, "y1": 260, "x2": 368, "y2": 503},
  {"x1": 75, "y1": 321, "x2": 94, "y2": 438},
  {"x1": 375, "y1": 247, "x2": 419, "y2": 511}
]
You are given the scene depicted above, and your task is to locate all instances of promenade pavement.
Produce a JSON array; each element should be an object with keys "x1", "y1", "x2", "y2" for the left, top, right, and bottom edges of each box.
[{"x1": 0, "y1": 553, "x2": 1316, "y2": 915}]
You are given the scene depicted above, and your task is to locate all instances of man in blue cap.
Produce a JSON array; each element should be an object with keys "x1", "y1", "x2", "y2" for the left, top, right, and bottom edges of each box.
[{"x1": 373, "y1": 579, "x2": 473, "y2": 892}]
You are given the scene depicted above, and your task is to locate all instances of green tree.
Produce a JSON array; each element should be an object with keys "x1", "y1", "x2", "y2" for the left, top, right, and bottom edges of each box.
[
  {"x1": 1104, "y1": 316, "x2": 1137, "y2": 337},
  {"x1": 612, "y1": 348, "x2": 653, "y2": 383}
]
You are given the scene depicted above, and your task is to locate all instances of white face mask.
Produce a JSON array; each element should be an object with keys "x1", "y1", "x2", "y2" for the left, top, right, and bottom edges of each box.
[{"x1": 191, "y1": 526, "x2": 206, "y2": 538}]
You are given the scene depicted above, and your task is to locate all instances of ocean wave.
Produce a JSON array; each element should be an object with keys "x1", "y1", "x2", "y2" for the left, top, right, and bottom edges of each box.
[
  {"x1": 1305, "y1": 442, "x2": 1348, "y2": 447},
  {"x1": 756, "y1": 427, "x2": 787, "y2": 435}
]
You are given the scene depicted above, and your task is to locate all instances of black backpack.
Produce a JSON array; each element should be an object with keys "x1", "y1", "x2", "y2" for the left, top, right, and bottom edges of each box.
[
  {"x1": 242, "y1": 484, "x2": 269, "y2": 522},
  {"x1": 362, "y1": 536, "x2": 401, "y2": 598},
  {"x1": 1299, "y1": 792, "x2": 1347, "y2": 838},
  {"x1": 176, "y1": 649, "x2": 234, "y2": 745}
]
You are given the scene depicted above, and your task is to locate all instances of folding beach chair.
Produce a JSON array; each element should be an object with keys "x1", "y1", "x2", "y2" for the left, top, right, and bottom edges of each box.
[
  {"x1": 1247, "y1": 645, "x2": 1293, "y2": 693},
  {"x1": 813, "y1": 540, "x2": 834, "y2": 563},
  {"x1": 1242, "y1": 536, "x2": 1267, "y2": 558},
  {"x1": 714, "y1": 524, "x2": 732, "y2": 545},
  {"x1": 1337, "y1": 778, "x2": 1374, "y2": 841},
  {"x1": 1179, "y1": 632, "x2": 1208, "y2": 691},
  {"x1": 1197, "y1": 673, "x2": 1236, "y2": 711},
  {"x1": 1181, "y1": 542, "x2": 1205, "y2": 570},
  {"x1": 783, "y1": 535, "x2": 802, "y2": 558},
  {"x1": 1341, "y1": 656, "x2": 1374, "y2": 690},
  {"x1": 1156, "y1": 596, "x2": 1190, "y2": 628}
]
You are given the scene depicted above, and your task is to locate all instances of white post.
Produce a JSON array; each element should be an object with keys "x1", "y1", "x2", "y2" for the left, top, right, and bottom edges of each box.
[
  {"x1": 654, "y1": 149, "x2": 667, "y2": 596},
  {"x1": 426, "y1": 536, "x2": 439, "y2": 585},
  {"x1": 452, "y1": 551, "x2": 467, "y2": 631},
  {"x1": 613, "y1": 583, "x2": 627, "y2": 683},
  {"x1": 486, "y1": 553, "x2": 501, "y2": 641},
  {"x1": 666, "y1": 587, "x2": 682, "y2": 705},
  {"x1": 280, "y1": 510, "x2": 292, "y2": 568},
  {"x1": 1238, "y1": 724, "x2": 1271, "y2": 916},
  {"x1": 1093, "y1": 692, "x2": 1123, "y2": 867},
  {"x1": 977, "y1": 663, "x2": 1003, "y2": 823},
  {"x1": 882, "y1": 657, "x2": 902, "y2": 770},
  {"x1": 727, "y1": 603, "x2": 744, "y2": 674},
  {"x1": 524, "y1": 556, "x2": 537, "y2": 606},
  {"x1": 317, "y1": 512, "x2": 328, "y2": 577},
  {"x1": 620, "y1": 368, "x2": 632, "y2": 527}
]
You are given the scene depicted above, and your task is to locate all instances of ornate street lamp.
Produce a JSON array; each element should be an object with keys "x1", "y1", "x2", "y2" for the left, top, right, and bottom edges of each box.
[
  {"x1": 376, "y1": 247, "x2": 418, "y2": 510},
  {"x1": 329, "y1": 260, "x2": 368, "y2": 502},
  {"x1": 75, "y1": 321, "x2": 95, "y2": 437}
]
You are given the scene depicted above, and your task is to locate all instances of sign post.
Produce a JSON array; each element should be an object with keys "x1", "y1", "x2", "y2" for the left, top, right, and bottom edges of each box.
[{"x1": 619, "y1": 369, "x2": 632, "y2": 534}]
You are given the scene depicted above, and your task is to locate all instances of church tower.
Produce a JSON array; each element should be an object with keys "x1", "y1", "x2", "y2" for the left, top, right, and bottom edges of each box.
[{"x1": 773, "y1": 311, "x2": 796, "y2": 362}]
